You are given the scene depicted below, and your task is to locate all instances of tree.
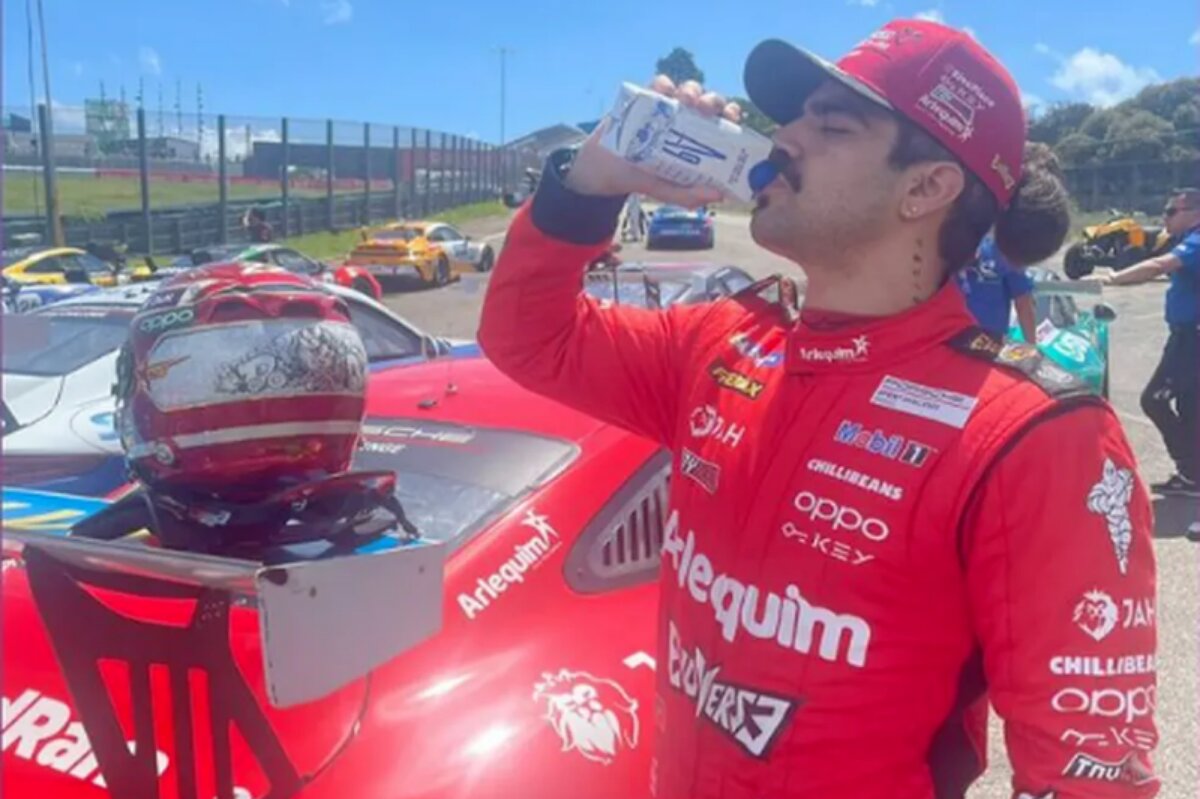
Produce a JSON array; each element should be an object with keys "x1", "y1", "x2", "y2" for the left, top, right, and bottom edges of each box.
[
  {"x1": 1101, "y1": 111, "x2": 1174, "y2": 163},
  {"x1": 1056, "y1": 132, "x2": 1101, "y2": 166},
  {"x1": 655, "y1": 47, "x2": 704, "y2": 86},
  {"x1": 1028, "y1": 102, "x2": 1094, "y2": 147}
]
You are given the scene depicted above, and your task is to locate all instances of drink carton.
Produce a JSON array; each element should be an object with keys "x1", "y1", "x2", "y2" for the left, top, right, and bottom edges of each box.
[{"x1": 599, "y1": 82, "x2": 776, "y2": 203}]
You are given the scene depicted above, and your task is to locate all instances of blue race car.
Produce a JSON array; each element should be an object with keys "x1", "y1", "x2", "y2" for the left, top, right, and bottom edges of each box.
[
  {"x1": 1, "y1": 276, "x2": 100, "y2": 313},
  {"x1": 646, "y1": 205, "x2": 716, "y2": 250}
]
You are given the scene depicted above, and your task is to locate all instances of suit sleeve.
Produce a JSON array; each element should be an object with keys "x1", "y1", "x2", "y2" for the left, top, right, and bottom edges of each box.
[
  {"x1": 478, "y1": 150, "x2": 712, "y2": 446},
  {"x1": 963, "y1": 402, "x2": 1159, "y2": 798}
]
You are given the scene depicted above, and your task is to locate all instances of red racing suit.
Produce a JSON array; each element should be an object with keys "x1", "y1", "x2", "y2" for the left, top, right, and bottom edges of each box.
[{"x1": 478, "y1": 153, "x2": 1159, "y2": 799}]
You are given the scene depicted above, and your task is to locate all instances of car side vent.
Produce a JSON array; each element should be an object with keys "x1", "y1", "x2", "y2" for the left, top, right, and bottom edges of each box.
[
  {"x1": 597, "y1": 475, "x2": 668, "y2": 573},
  {"x1": 564, "y1": 450, "x2": 672, "y2": 594}
]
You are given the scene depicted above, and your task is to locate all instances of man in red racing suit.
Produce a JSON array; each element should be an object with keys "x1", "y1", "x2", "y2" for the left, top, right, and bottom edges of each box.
[{"x1": 479, "y1": 19, "x2": 1158, "y2": 799}]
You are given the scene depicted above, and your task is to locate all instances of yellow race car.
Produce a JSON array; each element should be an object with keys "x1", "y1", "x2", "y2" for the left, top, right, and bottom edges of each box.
[
  {"x1": 2, "y1": 246, "x2": 121, "y2": 287},
  {"x1": 345, "y1": 221, "x2": 495, "y2": 287}
]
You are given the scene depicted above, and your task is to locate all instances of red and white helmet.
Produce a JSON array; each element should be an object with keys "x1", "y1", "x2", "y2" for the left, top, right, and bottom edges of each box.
[{"x1": 114, "y1": 262, "x2": 368, "y2": 504}]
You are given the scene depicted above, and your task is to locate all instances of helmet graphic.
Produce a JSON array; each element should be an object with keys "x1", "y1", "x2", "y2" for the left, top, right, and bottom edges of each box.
[{"x1": 114, "y1": 262, "x2": 368, "y2": 505}]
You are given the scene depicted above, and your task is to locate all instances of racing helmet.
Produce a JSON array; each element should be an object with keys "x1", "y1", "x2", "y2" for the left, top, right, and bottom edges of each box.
[{"x1": 114, "y1": 262, "x2": 369, "y2": 505}]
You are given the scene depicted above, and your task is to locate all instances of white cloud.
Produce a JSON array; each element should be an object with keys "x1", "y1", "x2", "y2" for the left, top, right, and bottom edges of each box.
[
  {"x1": 1047, "y1": 47, "x2": 1161, "y2": 107},
  {"x1": 914, "y1": 9, "x2": 945, "y2": 23},
  {"x1": 138, "y1": 46, "x2": 162, "y2": 76},
  {"x1": 1021, "y1": 91, "x2": 1045, "y2": 111},
  {"x1": 846, "y1": 0, "x2": 880, "y2": 5},
  {"x1": 320, "y1": 0, "x2": 352, "y2": 24},
  {"x1": 1190, "y1": 28, "x2": 1199, "y2": 45},
  {"x1": 50, "y1": 100, "x2": 87, "y2": 134},
  {"x1": 1034, "y1": 42, "x2": 1055, "y2": 56}
]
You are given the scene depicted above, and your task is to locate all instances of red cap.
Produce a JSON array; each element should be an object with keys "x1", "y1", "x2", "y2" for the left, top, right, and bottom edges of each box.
[{"x1": 744, "y1": 20, "x2": 1026, "y2": 207}]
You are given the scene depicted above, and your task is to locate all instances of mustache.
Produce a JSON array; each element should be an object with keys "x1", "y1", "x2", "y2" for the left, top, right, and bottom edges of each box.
[{"x1": 768, "y1": 148, "x2": 802, "y2": 193}]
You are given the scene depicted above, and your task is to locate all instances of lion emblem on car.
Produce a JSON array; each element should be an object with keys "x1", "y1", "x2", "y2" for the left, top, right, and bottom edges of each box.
[{"x1": 533, "y1": 669, "x2": 639, "y2": 766}]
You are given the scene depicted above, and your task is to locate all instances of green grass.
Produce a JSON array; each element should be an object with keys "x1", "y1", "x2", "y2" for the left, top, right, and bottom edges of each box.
[
  {"x1": 284, "y1": 199, "x2": 509, "y2": 260},
  {"x1": 4, "y1": 172, "x2": 351, "y2": 218}
]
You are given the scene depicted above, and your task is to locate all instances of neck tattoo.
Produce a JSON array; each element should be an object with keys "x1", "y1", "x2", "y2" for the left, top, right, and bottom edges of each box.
[{"x1": 911, "y1": 239, "x2": 925, "y2": 305}]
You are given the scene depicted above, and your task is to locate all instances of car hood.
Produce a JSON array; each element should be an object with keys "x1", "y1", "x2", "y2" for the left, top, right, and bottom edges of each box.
[
  {"x1": 1, "y1": 373, "x2": 64, "y2": 431},
  {"x1": 2, "y1": 438, "x2": 664, "y2": 799}
]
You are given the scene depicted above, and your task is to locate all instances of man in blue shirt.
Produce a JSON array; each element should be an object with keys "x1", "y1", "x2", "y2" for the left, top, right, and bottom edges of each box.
[
  {"x1": 1098, "y1": 188, "x2": 1200, "y2": 495},
  {"x1": 956, "y1": 233, "x2": 1038, "y2": 342}
]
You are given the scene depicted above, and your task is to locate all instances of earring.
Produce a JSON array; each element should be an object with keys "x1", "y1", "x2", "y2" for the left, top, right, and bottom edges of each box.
[{"x1": 906, "y1": 205, "x2": 918, "y2": 218}]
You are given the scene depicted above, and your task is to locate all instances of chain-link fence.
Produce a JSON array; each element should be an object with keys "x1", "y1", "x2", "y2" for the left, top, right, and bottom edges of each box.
[
  {"x1": 1062, "y1": 158, "x2": 1200, "y2": 215},
  {"x1": 2, "y1": 103, "x2": 539, "y2": 253}
]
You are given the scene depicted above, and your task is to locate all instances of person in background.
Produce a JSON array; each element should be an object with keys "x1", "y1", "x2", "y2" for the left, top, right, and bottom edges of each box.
[
  {"x1": 621, "y1": 192, "x2": 646, "y2": 242},
  {"x1": 243, "y1": 207, "x2": 274, "y2": 243},
  {"x1": 1094, "y1": 187, "x2": 1200, "y2": 496},
  {"x1": 955, "y1": 231, "x2": 1037, "y2": 342},
  {"x1": 955, "y1": 144, "x2": 1066, "y2": 344}
]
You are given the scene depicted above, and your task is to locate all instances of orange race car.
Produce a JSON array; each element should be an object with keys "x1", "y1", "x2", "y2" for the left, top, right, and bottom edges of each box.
[{"x1": 345, "y1": 220, "x2": 496, "y2": 288}]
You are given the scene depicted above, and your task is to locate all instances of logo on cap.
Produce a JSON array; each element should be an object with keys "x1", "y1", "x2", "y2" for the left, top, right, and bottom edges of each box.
[{"x1": 991, "y1": 154, "x2": 1016, "y2": 191}]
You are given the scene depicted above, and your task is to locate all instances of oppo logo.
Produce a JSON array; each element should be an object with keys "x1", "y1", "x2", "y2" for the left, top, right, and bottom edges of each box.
[
  {"x1": 792, "y1": 491, "x2": 890, "y2": 541},
  {"x1": 139, "y1": 307, "x2": 195, "y2": 333},
  {"x1": 1051, "y1": 685, "x2": 1155, "y2": 724}
]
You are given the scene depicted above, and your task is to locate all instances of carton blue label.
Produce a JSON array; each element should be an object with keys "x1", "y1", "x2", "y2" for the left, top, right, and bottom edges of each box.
[{"x1": 661, "y1": 128, "x2": 727, "y2": 166}]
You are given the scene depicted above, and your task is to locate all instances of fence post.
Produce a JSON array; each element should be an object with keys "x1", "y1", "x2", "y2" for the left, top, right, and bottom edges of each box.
[
  {"x1": 474, "y1": 140, "x2": 482, "y2": 203},
  {"x1": 363, "y1": 122, "x2": 371, "y2": 226},
  {"x1": 36, "y1": 104, "x2": 64, "y2": 246},
  {"x1": 467, "y1": 139, "x2": 475, "y2": 203},
  {"x1": 408, "y1": 128, "x2": 418, "y2": 217},
  {"x1": 439, "y1": 132, "x2": 448, "y2": 213},
  {"x1": 463, "y1": 138, "x2": 470, "y2": 204},
  {"x1": 136, "y1": 108, "x2": 153, "y2": 253},
  {"x1": 281, "y1": 117, "x2": 290, "y2": 238},
  {"x1": 492, "y1": 144, "x2": 499, "y2": 198},
  {"x1": 392, "y1": 126, "x2": 401, "y2": 220},
  {"x1": 217, "y1": 115, "x2": 228, "y2": 244},
  {"x1": 423, "y1": 130, "x2": 432, "y2": 217},
  {"x1": 326, "y1": 119, "x2": 335, "y2": 231},
  {"x1": 452, "y1": 135, "x2": 460, "y2": 208}
]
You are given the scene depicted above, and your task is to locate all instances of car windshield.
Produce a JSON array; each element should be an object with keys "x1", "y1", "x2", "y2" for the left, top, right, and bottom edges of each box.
[
  {"x1": 191, "y1": 245, "x2": 249, "y2": 265},
  {"x1": 370, "y1": 228, "x2": 423, "y2": 241},
  {"x1": 3, "y1": 247, "x2": 44, "y2": 266},
  {"x1": 656, "y1": 206, "x2": 696, "y2": 219},
  {"x1": 583, "y1": 273, "x2": 691, "y2": 308},
  {"x1": 2, "y1": 307, "x2": 132, "y2": 376},
  {"x1": 350, "y1": 417, "x2": 578, "y2": 545}
]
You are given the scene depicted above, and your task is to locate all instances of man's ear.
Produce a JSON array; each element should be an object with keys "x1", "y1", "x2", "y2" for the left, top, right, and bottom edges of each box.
[{"x1": 901, "y1": 161, "x2": 966, "y2": 220}]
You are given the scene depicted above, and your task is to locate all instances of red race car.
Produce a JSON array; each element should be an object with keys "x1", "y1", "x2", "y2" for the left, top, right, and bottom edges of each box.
[{"x1": 1, "y1": 355, "x2": 672, "y2": 799}]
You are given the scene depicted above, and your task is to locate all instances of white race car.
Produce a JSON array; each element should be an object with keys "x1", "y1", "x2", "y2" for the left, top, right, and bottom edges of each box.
[{"x1": 2, "y1": 281, "x2": 477, "y2": 497}]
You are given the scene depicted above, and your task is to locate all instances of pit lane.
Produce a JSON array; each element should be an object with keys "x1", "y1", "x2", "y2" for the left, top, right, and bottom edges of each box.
[{"x1": 381, "y1": 208, "x2": 1198, "y2": 799}]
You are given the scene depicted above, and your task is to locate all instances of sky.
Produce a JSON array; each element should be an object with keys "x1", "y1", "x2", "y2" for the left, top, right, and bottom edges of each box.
[{"x1": 3, "y1": 0, "x2": 1198, "y2": 145}]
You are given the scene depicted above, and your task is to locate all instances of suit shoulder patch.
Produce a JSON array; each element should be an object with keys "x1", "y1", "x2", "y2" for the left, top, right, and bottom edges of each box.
[{"x1": 947, "y1": 327, "x2": 1093, "y2": 399}]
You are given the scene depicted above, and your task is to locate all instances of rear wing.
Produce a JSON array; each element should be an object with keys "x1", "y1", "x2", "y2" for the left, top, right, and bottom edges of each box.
[{"x1": 2, "y1": 487, "x2": 446, "y2": 708}]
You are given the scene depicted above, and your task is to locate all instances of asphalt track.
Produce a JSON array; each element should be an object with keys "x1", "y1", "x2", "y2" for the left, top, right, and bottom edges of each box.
[{"x1": 382, "y1": 208, "x2": 1198, "y2": 798}]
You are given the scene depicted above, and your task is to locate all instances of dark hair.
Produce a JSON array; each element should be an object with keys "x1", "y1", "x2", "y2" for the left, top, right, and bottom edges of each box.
[{"x1": 888, "y1": 121, "x2": 1071, "y2": 270}]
